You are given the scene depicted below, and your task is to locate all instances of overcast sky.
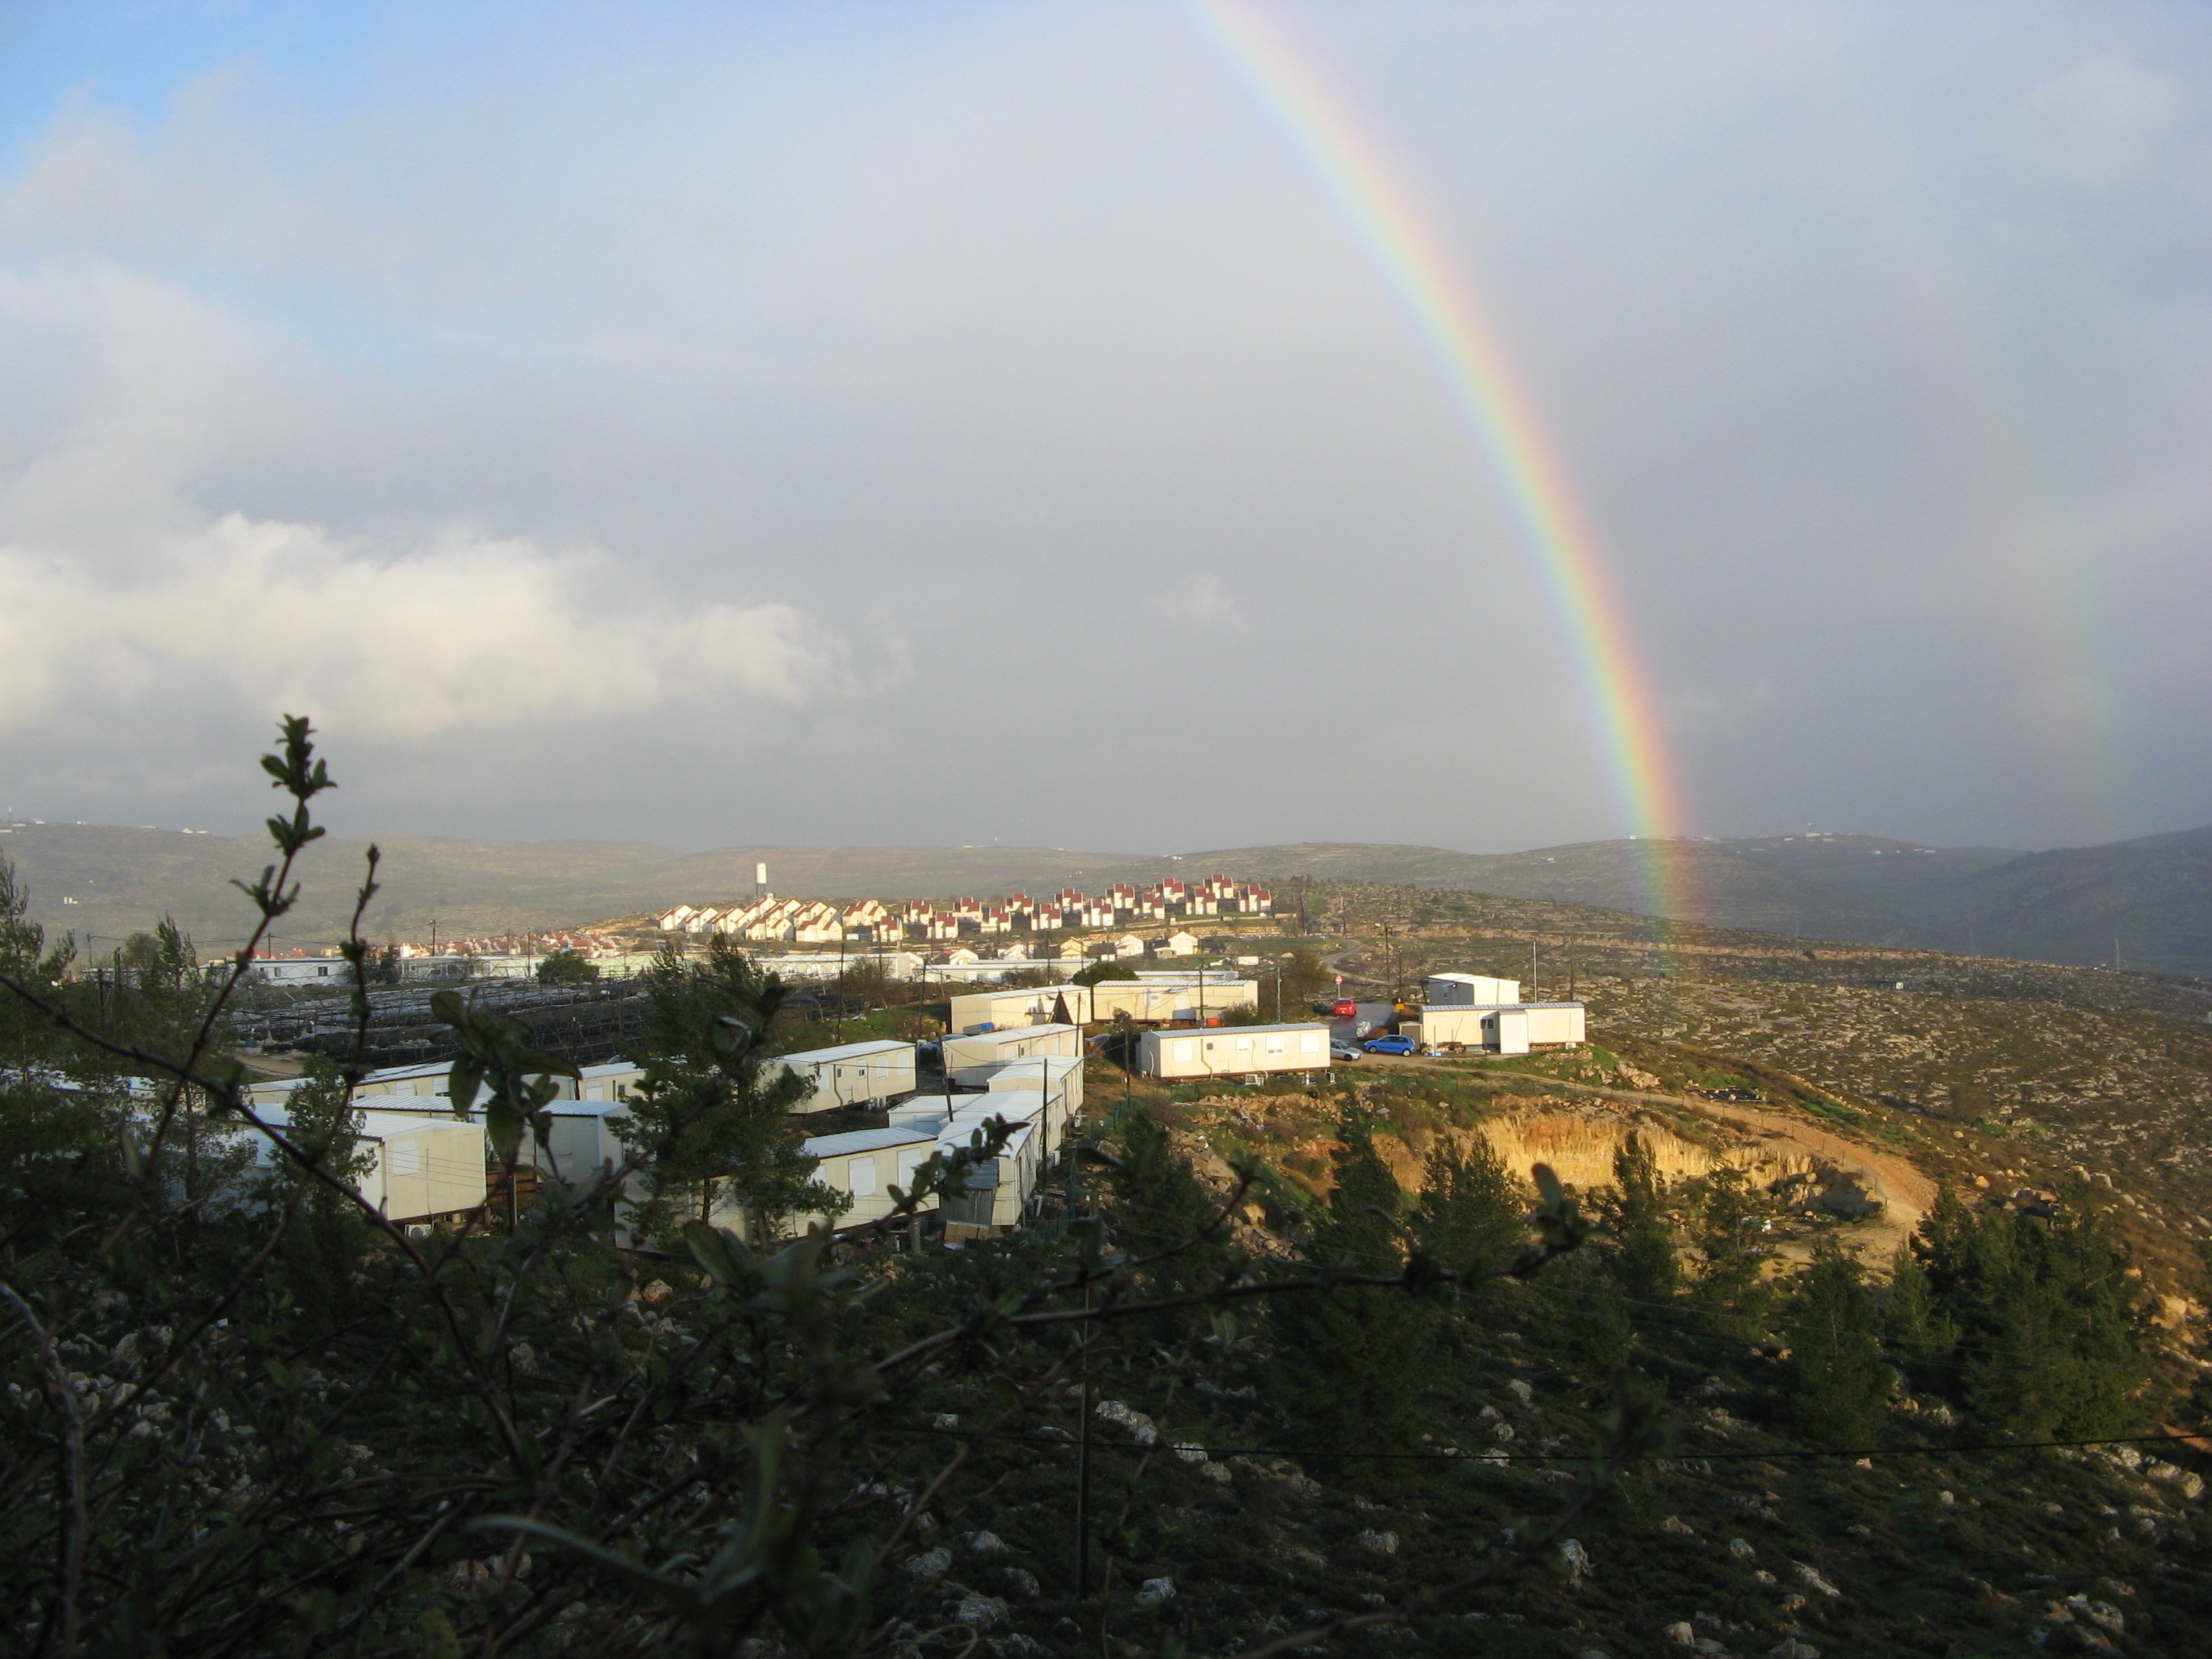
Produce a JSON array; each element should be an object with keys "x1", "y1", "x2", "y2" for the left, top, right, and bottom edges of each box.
[{"x1": 0, "y1": 1, "x2": 2206, "y2": 856}]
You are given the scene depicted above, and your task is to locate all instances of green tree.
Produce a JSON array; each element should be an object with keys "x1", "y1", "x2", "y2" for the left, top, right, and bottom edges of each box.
[
  {"x1": 536, "y1": 947, "x2": 601, "y2": 984},
  {"x1": 264, "y1": 1055, "x2": 379, "y2": 1326},
  {"x1": 1881, "y1": 1238, "x2": 1958, "y2": 1391},
  {"x1": 1782, "y1": 1238, "x2": 1890, "y2": 1449},
  {"x1": 1605, "y1": 1133, "x2": 1678, "y2": 1307},
  {"x1": 1072, "y1": 958, "x2": 1138, "y2": 986},
  {"x1": 0, "y1": 853, "x2": 76, "y2": 1067},
  {"x1": 1411, "y1": 1133, "x2": 1527, "y2": 1287},
  {"x1": 1276, "y1": 947, "x2": 1329, "y2": 1010},
  {"x1": 1689, "y1": 1164, "x2": 1775, "y2": 1333},
  {"x1": 1528, "y1": 1246, "x2": 1632, "y2": 1384},
  {"x1": 1915, "y1": 1182, "x2": 2148, "y2": 1439},
  {"x1": 1107, "y1": 1105, "x2": 1239, "y2": 1344},
  {"x1": 1267, "y1": 1105, "x2": 1430, "y2": 1491},
  {"x1": 619, "y1": 938, "x2": 844, "y2": 1244}
]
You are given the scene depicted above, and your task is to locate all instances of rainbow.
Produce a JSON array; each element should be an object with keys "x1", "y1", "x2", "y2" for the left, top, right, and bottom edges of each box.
[{"x1": 1192, "y1": 0, "x2": 1690, "y2": 924}]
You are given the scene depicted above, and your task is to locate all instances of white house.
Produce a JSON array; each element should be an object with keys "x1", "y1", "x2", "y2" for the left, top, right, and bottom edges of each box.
[{"x1": 1136, "y1": 1022, "x2": 1332, "y2": 1081}]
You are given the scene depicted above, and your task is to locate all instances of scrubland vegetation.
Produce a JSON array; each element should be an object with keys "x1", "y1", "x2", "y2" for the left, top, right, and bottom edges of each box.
[{"x1": 1, "y1": 732, "x2": 2208, "y2": 1657}]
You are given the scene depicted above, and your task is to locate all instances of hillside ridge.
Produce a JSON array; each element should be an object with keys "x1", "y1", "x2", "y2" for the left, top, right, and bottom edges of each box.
[{"x1": 3, "y1": 819, "x2": 2204, "y2": 975}]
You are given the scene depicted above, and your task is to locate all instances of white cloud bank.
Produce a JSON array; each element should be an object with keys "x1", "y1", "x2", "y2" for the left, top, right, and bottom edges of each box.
[
  {"x1": 0, "y1": 513, "x2": 860, "y2": 742},
  {"x1": 0, "y1": 261, "x2": 878, "y2": 749}
]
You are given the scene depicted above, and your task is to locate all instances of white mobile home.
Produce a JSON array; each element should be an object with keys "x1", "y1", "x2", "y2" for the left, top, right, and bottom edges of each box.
[
  {"x1": 1424, "y1": 974, "x2": 1522, "y2": 1007},
  {"x1": 775, "y1": 1040, "x2": 917, "y2": 1112},
  {"x1": 243, "y1": 1107, "x2": 487, "y2": 1225},
  {"x1": 1136, "y1": 1022, "x2": 1331, "y2": 1081},
  {"x1": 1088, "y1": 978, "x2": 1257, "y2": 1026},
  {"x1": 358, "y1": 1114, "x2": 488, "y2": 1223},
  {"x1": 243, "y1": 1055, "x2": 644, "y2": 1113},
  {"x1": 793, "y1": 1125, "x2": 942, "y2": 1232},
  {"x1": 1410, "y1": 1002, "x2": 1584, "y2": 1053},
  {"x1": 948, "y1": 984, "x2": 1092, "y2": 1034},
  {"x1": 935, "y1": 1102, "x2": 1043, "y2": 1233},
  {"x1": 576, "y1": 1059, "x2": 646, "y2": 1102},
  {"x1": 940, "y1": 1023, "x2": 1081, "y2": 1087},
  {"x1": 984, "y1": 1052, "x2": 1084, "y2": 1144}
]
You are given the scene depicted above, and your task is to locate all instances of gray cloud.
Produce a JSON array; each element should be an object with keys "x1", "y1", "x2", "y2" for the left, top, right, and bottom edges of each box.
[{"x1": 0, "y1": 2, "x2": 2206, "y2": 855}]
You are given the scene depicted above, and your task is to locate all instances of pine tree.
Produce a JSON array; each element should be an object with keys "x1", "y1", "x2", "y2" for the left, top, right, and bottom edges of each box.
[
  {"x1": 1606, "y1": 1133, "x2": 1678, "y2": 1308},
  {"x1": 1528, "y1": 1246, "x2": 1632, "y2": 1385},
  {"x1": 1411, "y1": 1133, "x2": 1527, "y2": 1293},
  {"x1": 1267, "y1": 1104, "x2": 1429, "y2": 1492},
  {"x1": 618, "y1": 938, "x2": 842, "y2": 1244},
  {"x1": 1690, "y1": 1164, "x2": 1776, "y2": 1335},
  {"x1": 1109, "y1": 1105, "x2": 1237, "y2": 1340},
  {"x1": 1914, "y1": 1181, "x2": 2148, "y2": 1439},
  {"x1": 1881, "y1": 1239, "x2": 1958, "y2": 1392},
  {"x1": 1783, "y1": 1238, "x2": 1890, "y2": 1449}
]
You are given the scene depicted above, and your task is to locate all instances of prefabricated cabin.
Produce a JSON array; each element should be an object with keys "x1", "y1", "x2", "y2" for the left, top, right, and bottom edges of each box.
[
  {"x1": 1409, "y1": 1002, "x2": 1584, "y2": 1053},
  {"x1": 1424, "y1": 974, "x2": 1523, "y2": 1007},
  {"x1": 1136, "y1": 1022, "x2": 1332, "y2": 1080},
  {"x1": 792, "y1": 1125, "x2": 942, "y2": 1232},
  {"x1": 939, "y1": 1023, "x2": 1081, "y2": 1087},
  {"x1": 775, "y1": 1039, "x2": 917, "y2": 1112},
  {"x1": 243, "y1": 1107, "x2": 487, "y2": 1225},
  {"x1": 947, "y1": 984, "x2": 1092, "y2": 1034},
  {"x1": 1087, "y1": 978, "x2": 1257, "y2": 1025}
]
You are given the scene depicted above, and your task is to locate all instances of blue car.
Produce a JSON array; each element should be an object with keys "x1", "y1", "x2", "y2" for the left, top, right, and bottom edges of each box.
[{"x1": 1362, "y1": 1035, "x2": 1418, "y2": 1056}]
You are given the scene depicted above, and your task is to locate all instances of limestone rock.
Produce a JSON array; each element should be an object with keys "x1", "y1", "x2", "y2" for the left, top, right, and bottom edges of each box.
[
  {"x1": 1134, "y1": 1577, "x2": 1177, "y2": 1612},
  {"x1": 1793, "y1": 1562, "x2": 1843, "y2": 1599},
  {"x1": 953, "y1": 1593, "x2": 1009, "y2": 1630},
  {"x1": 1557, "y1": 1538, "x2": 1593, "y2": 1585},
  {"x1": 905, "y1": 1547, "x2": 953, "y2": 1581},
  {"x1": 1094, "y1": 1399, "x2": 1159, "y2": 1447}
]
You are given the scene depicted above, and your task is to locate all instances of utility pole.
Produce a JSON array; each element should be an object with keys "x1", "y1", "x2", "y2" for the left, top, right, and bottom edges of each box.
[
  {"x1": 1530, "y1": 938, "x2": 1538, "y2": 1002},
  {"x1": 1066, "y1": 1136, "x2": 1095, "y2": 1601}
]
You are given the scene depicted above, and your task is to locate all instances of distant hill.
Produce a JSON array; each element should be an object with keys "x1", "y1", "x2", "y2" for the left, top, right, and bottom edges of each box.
[
  {"x1": 0, "y1": 825, "x2": 1157, "y2": 954},
  {"x1": 4, "y1": 818, "x2": 2204, "y2": 977}
]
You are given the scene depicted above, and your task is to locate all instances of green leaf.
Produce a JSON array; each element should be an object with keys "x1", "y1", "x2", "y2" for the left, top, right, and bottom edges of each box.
[
  {"x1": 418, "y1": 1608, "x2": 463, "y2": 1659},
  {"x1": 683, "y1": 1220, "x2": 752, "y2": 1286},
  {"x1": 448, "y1": 1057, "x2": 485, "y2": 1118}
]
